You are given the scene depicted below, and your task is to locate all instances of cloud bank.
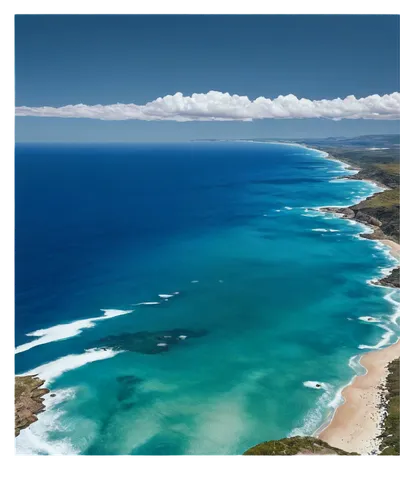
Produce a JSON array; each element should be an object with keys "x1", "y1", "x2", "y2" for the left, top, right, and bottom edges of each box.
[{"x1": 15, "y1": 91, "x2": 400, "y2": 121}]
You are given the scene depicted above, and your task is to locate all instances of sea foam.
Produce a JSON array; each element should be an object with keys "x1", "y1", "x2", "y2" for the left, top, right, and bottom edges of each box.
[
  {"x1": 133, "y1": 302, "x2": 160, "y2": 305},
  {"x1": 303, "y1": 381, "x2": 329, "y2": 390},
  {"x1": 20, "y1": 348, "x2": 120, "y2": 384},
  {"x1": 15, "y1": 309, "x2": 132, "y2": 355},
  {"x1": 358, "y1": 324, "x2": 395, "y2": 350},
  {"x1": 15, "y1": 388, "x2": 78, "y2": 455}
]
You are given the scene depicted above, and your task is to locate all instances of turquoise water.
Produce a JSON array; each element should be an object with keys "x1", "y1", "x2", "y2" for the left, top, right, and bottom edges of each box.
[{"x1": 15, "y1": 142, "x2": 399, "y2": 455}]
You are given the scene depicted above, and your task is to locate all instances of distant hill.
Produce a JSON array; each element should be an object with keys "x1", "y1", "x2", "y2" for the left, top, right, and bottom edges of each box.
[
  {"x1": 295, "y1": 134, "x2": 400, "y2": 148},
  {"x1": 193, "y1": 134, "x2": 400, "y2": 149}
]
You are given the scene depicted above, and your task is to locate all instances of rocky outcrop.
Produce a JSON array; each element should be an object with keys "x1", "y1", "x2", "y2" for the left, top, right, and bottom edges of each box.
[
  {"x1": 15, "y1": 375, "x2": 49, "y2": 437},
  {"x1": 320, "y1": 206, "x2": 382, "y2": 228},
  {"x1": 243, "y1": 436, "x2": 358, "y2": 455},
  {"x1": 375, "y1": 268, "x2": 400, "y2": 289}
]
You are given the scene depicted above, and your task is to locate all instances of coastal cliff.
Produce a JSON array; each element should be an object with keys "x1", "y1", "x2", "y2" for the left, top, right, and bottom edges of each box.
[{"x1": 15, "y1": 375, "x2": 49, "y2": 437}]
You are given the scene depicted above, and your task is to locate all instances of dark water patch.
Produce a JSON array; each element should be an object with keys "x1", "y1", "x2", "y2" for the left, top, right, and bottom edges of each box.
[
  {"x1": 120, "y1": 402, "x2": 135, "y2": 411},
  {"x1": 116, "y1": 375, "x2": 143, "y2": 402},
  {"x1": 95, "y1": 328, "x2": 208, "y2": 355}
]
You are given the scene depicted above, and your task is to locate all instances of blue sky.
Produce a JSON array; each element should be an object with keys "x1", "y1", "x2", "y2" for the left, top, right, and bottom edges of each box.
[{"x1": 15, "y1": 15, "x2": 400, "y2": 142}]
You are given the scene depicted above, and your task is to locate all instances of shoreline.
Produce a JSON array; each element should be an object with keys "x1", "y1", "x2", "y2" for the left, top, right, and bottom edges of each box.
[
  {"x1": 318, "y1": 340, "x2": 400, "y2": 454},
  {"x1": 15, "y1": 375, "x2": 50, "y2": 437},
  {"x1": 303, "y1": 145, "x2": 399, "y2": 455}
]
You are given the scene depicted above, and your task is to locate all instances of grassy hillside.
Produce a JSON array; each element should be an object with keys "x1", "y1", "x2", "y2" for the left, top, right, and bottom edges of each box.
[
  {"x1": 243, "y1": 436, "x2": 358, "y2": 455},
  {"x1": 355, "y1": 188, "x2": 399, "y2": 209},
  {"x1": 379, "y1": 358, "x2": 400, "y2": 455}
]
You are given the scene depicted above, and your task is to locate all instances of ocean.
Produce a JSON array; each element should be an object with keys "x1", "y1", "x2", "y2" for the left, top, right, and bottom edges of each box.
[{"x1": 15, "y1": 141, "x2": 400, "y2": 455}]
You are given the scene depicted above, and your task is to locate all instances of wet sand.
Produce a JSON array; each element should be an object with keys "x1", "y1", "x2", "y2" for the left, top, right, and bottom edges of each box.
[{"x1": 380, "y1": 239, "x2": 400, "y2": 260}]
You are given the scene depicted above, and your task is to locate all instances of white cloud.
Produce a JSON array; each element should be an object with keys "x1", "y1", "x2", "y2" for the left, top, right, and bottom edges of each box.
[{"x1": 15, "y1": 91, "x2": 400, "y2": 121}]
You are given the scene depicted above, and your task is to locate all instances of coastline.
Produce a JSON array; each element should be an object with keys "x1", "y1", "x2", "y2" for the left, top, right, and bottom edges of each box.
[
  {"x1": 12, "y1": 143, "x2": 400, "y2": 458},
  {"x1": 15, "y1": 375, "x2": 50, "y2": 437},
  {"x1": 318, "y1": 339, "x2": 400, "y2": 454},
  {"x1": 304, "y1": 145, "x2": 399, "y2": 455}
]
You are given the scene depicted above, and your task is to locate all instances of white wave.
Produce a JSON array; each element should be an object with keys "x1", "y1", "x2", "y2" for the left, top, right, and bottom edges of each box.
[
  {"x1": 303, "y1": 381, "x2": 329, "y2": 390},
  {"x1": 178, "y1": 335, "x2": 187, "y2": 340},
  {"x1": 133, "y1": 301, "x2": 160, "y2": 305},
  {"x1": 159, "y1": 292, "x2": 179, "y2": 299},
  {"x1": 348, "y1": 354, "x2": 366, "y2": 376},
  {"x1": 312, "y1": 228, "x2": 328, "y2": 232},
  {"x1": 156, "y1": 343, "x2": 167, "y2": 347},
  {"x1": 359, "y1": 316, "x2": 380, "y2": 323},
  {"x1": 326, "y1": 386, "x2": 345, "y2": 410},
  {"x1": 358, "y1": 324, "x2": 395, "y2": 350},
  {"x1": 191, "y1": 280, "x2": 199, "y2": 283},
  {"x1": 348, "y1": 355, "x2": 359, "y2": 372},
  {"x1": 275, "y1": 209, "x2": 281, "y2": 212},
  {"x1": 20, "y1": 348, "x2": 120, "y2": 384},
  {"x1": 289, "y1": 382, "x2": 335, "y2": 437},
  {"x1": 15, "y1": 388, "x2": 78, "y2": 455},
  {"x1": 329, "y1": 229, "x2": 340, "y2": 232},
  {"x1": 284, "y1": 206, "x2": 293, "y2": 210},
  {"x1": 368, "y1": 147, "x2": 389, "y2": 150},
  {"x1": 385, "y1": 290, "x2": 400, "y2": 325},
  {"x1": 15, "y1": 309, "x2": 132, "y2": 355}
]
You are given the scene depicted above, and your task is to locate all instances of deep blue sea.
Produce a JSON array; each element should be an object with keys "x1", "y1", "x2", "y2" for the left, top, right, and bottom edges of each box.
[{"x1": 15, "y1": 141, "x2": 399, "y2": 455}]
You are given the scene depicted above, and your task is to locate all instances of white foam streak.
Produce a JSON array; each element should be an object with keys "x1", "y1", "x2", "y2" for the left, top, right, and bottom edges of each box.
[
  {"x1": 15, "y1": 309, "x2": 132, "y2": 354},
  {"x1": 385, "y1": 290, "x2": 400, "y2": 325},
  {"x1": 20, "y1": 348, "x2": 120, "y2": 384},
  {"x1": 358, "y1": 324, "x2": 395, "y2": 350},
  {"x1": 359, "y1": 316, "x2": 380, "y2": 323},
  {"x1": 133, "y1": 301, "x2": 160, "y2": 305},
  {"x1": 303, "y1": 381, "x2": 329, "y2": 390}
]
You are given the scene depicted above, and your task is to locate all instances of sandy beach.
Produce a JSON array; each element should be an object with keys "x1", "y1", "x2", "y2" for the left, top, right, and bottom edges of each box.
[
  {"x1": 315, "y1": 148, "x2": 400, "y2": 455},
  {"x1": 381, "y1": 239, "x2": 400, "y2": 260},
  {"x1": 318, "y1": 232, "x2": 399, "y2": 455},
  {"x1": 319, "y1": 338, "x2": 400, "y2": 455}
]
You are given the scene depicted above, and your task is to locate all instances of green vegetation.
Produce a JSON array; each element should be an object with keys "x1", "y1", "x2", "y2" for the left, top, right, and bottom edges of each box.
[
  {"x1": 311, "y1": 143, "x2": 399, "y2": 243},
  {"x1": 379, "y1": 358, "x2": 400, "y2": 455},
  {"x1": 354, "y1": 187, "x2": 399, "y2": 209},
  {"x1": 243, "y1": 436, "x2": 358, "y2": 455}
]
